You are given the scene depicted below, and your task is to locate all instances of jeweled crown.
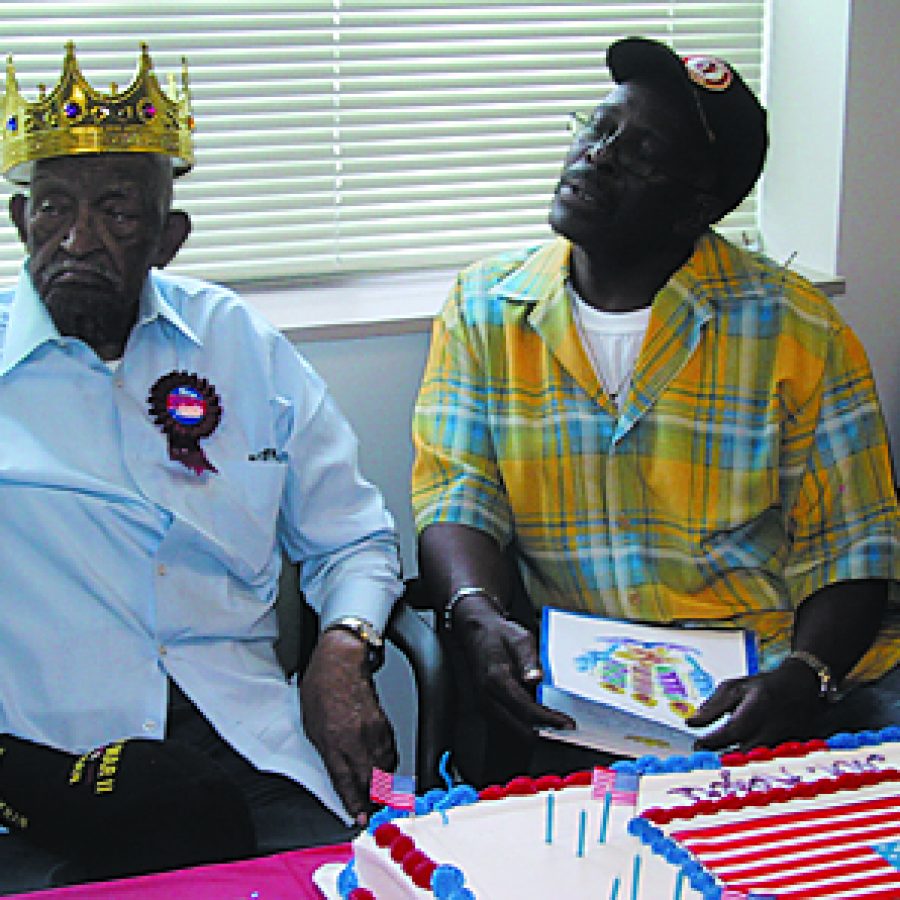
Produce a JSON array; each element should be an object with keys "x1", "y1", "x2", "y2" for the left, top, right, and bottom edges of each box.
[{"x1": 1, "y1": 42, "x2": 195, "y2": 184}]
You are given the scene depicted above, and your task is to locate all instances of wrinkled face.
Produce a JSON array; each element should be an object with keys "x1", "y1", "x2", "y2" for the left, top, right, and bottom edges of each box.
[
  {"x1": 20, "y1": 153, "x2": 172, "y2": 349},
  {"x1": 549, "y1": 81, "x2": 716, "y2": 257}
]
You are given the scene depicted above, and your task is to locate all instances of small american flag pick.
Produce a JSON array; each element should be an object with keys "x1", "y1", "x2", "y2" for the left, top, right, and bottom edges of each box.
[
  {"x1": 370, "y1": 768, "x2": 416, "y2": 811},
  {"x1": 611, "y1": 770, "x2": 639, "y2": 806},
  {"x1": 592, "y1": 767, "x2": 616, "y2": 800}
]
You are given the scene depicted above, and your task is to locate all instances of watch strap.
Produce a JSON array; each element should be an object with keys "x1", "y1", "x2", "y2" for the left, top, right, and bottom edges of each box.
[{"x1": 324, "y1": 615, "x2": 385, "y2": 673}]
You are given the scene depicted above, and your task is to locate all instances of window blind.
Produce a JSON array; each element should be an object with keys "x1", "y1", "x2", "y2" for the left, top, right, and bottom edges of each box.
[{"x1": 0, "y1": 1, "x2": 765, "y2": 286}]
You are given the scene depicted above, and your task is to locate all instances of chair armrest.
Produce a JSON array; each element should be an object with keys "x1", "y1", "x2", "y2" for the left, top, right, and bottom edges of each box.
[{"x1": 386, "y1": 595, "x2": 453, "y2": 790}]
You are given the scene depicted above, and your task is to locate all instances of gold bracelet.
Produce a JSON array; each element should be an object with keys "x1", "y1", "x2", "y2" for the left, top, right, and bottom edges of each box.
[{"x1": 786, "y1": 649, "x2": 836, "y2": 700}]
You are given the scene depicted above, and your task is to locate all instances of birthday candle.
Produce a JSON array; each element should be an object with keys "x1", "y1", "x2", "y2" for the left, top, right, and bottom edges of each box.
[
  {"x1": 545, "y1": 792, "x2": 555, "y2": 844},
  {"x1": 597, "y1": 790, "x2": 612, "y2": 844},
  {"x1": 630, "y1": 853, "x2": 642, "y2": 900},
  {"x1": 610, "y1": 876, "x2": 621, "y2": 900},
  {"x1": 576, "y1": 808, "x2": 587, "y2": 858},
  {"x1": 673, "y1": 870, "x2": 685, "y2": 900}
]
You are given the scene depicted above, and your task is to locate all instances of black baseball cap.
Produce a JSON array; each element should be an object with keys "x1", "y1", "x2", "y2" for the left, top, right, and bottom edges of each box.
[{"x1": 607, "y1": 36, "x2": 768, "y2": 220}]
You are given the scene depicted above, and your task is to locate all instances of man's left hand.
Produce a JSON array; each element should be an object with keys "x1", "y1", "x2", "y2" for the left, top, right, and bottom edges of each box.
[
  {"x1": 300, "y1": 628, "x2": 397, "y2": 824},
  {"x1": 686, "y1": 657, "x2": 823, "y2": 751}
]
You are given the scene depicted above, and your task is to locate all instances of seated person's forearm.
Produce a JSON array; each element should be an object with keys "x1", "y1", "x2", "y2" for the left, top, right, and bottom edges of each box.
[
  {"x1": 792, "y1": 578, "x2": 888, "y2": 683},
  {"x1": 418, "y1": 522, "x2": 512, "y2": 616}
]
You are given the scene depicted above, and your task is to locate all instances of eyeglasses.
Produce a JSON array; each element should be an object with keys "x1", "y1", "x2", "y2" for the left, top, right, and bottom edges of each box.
[{"x1": 566, "y1": 110, "x2": 712, "y2": 190}]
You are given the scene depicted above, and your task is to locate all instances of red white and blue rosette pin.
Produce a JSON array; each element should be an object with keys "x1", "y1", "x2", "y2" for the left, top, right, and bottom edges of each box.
[{"x1": 148, "y1": 371, "x2": 221, "y2": 475}]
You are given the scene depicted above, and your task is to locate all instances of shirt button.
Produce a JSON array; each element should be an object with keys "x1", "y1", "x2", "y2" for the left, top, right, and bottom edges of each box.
[
  {"x1": 114, "y1": 378, "x2": 124, "y2": 389},
  {"x1": 142, "y1": 720, "x2": 157, "y2": 733},
  {"x1": 157, "y1": 563, "x2": 167, "y2": 576},
  {"x1": 158, "y1": 645, "x2": 167, "y2": 657}
]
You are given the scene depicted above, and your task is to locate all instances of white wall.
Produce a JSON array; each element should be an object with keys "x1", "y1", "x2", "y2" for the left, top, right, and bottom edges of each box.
[
  {"x1": 762, "y1": 0, "x2": 899, "y2": 467},
  {"x1": 836, "y1": 1, "x2": 900, "y2": 468},
  {"x1": 298, "y1": 331, "x2": 431, "y2": 578}
]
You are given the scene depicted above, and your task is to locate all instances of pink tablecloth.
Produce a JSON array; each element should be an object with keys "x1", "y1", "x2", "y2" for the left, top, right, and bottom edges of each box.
[{"x1": 8, "y1": 844, "x2": 352, "y2": 900}]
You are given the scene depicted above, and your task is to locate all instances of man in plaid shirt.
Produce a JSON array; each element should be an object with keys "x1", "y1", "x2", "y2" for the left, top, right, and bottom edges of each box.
[{"x1": 412, "y1": 37, "x2": 898, "y2": 778}]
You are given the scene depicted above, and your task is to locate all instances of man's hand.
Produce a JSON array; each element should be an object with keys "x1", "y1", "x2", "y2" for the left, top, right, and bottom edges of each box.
[
  {"x1": 452, "y1": 593, "x2": 575, "y2": 738},
  {"x1": 687, "y1": 657, "x2": 823, "y2": 751},
  {"x1": 300, "y1": 628, "x2": 397, "y2": 824}
]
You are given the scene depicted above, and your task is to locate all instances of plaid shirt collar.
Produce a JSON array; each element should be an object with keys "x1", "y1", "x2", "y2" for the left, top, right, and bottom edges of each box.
[{"x1": 489, "y1": 233, "x2": 722, "y2": 434}]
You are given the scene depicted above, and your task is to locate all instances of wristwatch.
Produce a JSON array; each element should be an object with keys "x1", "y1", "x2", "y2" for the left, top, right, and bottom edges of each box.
[
  {"x1": 324, "y1": 615, "x2": 385, "y2": 673},
  {"x1": 786, "y1": 649, "x2": 836, "y2": 701}
]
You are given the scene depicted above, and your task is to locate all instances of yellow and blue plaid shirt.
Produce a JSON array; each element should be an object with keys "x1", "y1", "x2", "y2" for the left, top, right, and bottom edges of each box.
[{"x1": 412, "y1": 232, "x2": 899, "y2": 681}]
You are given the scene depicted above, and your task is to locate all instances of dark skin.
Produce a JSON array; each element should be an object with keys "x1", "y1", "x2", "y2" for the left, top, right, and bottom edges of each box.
[
  {"x1": 10, "y1": 151, "x2": 396, "y2": 822},
  {"x1": 420, "y1": 81, "x2": 889, "y2": 752}
]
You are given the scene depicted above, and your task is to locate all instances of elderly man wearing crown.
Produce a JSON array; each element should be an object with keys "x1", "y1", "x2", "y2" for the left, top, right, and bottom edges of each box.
[
  {"x1": 0, "y1": 44, "x2": 404, "y2": 890},
  {"x1": 412, "y1": 37, "x2": 899, "y2": 785}
]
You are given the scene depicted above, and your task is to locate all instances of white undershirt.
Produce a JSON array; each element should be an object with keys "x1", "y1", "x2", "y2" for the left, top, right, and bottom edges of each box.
[{"x1": 567, "y1": 281, "x2": 651, "y2": 409}]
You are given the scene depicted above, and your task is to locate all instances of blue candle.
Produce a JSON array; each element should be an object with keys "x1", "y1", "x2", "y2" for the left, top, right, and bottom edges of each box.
[
  {"x1": 597, "y1": 790, "x2": 612, "y2": 844},
  {"x1": 610, "y1": 876, "x2": 621, "y2": 900},
  {"x1": 630, "y1": 854, "x2": 642, "y2": 900},
  {"x1": 545, "y1": 792, "x2": 555, "y2": 844},
  {"x1": 673, "y1": 869, "x2": 685, "y2": 900},
  {"x1": 577, "y1": 808, "x2": 587, "y2": 857}
]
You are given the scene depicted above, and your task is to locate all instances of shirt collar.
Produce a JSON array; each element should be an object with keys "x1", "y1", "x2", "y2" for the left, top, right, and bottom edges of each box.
[
  {"x1": 490, "y1": 231, "x2": 724, "y2": 321},
  {"x1": 0, "y1": 265, "x2": 200, "y2": 376}
]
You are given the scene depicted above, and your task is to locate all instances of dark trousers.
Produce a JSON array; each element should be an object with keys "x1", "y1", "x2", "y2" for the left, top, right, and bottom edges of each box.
[{"x1": 0, "y1": 683, "x2": 357, "y2": 896}]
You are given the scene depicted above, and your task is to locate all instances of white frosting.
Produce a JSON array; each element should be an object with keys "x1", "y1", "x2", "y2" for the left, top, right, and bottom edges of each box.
[
  {"x1": 351, "y1": 741, "x2": 900, "y2": 899},
  {"x1": 354, "y1": 785, "x2": 639, "y2": 898}
]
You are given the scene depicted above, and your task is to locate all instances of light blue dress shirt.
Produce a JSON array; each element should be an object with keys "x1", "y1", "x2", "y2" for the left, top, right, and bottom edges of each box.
[{"x1": 0, "y1": 266, "x2": 402, "y2": 823}]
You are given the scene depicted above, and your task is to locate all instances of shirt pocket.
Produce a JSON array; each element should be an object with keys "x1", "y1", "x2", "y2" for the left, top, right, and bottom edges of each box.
[
  {"x1": 204, "y1": 459, "x2": 288, "y2": 576},
  {"x1": 139, "y1": 454, "x2": 288, "y2": 579}
]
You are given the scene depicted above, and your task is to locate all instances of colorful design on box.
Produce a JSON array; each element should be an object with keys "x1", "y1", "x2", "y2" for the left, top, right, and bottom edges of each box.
[{"x1": 573, "y1": 637, "x2": 714, "y2": 720}]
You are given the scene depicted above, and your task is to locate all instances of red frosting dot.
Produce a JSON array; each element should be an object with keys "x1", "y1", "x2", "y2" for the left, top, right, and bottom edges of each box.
[
  {"x1": 373, "y1": 823, "x2": 400, "y2": 847},
  {"x1": 505, "y1": 776, "x2": 537, "y2": 796},
  {"x1": 349, "y1": 890, "x2": 376, "y2": 900},
  {"x1": 720, "y1": 752, "x2": 748, "y2": 767},
  {"x1": 478, "y1": 785, "x2": 507, "y2": 801},
  {"x1": 412, "y1": 859, "x2": 437, "y2": 889},
  {"x1": 746, "y1": 747, "x2": 774, "y2": 762},
  {"x1": 802, "y1": 739, "x2": 828, "y2": 753},
  {"x1": 390, "y1": 834, "x2": 415, "y2": 862},
  {"x1": 773, "y1": 741, "x2": 805, "y2": 757},
  {"x1": 534, "y1": 774, "x2": 565, "y2": 792},
  {"x1": 402, "y1": 849, "x2": 427, "y2": 875},
  {"x1": 563, "y1": 770, "x2": 593, "y2": 787},
  {"x1": 644, "y1": 807, "x2": 675, "y2": 825}
]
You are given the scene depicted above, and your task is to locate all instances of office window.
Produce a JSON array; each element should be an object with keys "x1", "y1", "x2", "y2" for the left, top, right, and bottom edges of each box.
[{"x1": 0, "y1": 1, "x2": 764, "y2": 286}]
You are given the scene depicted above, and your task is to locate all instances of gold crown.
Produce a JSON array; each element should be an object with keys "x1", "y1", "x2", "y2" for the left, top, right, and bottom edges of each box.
[{"x1": 2, "y1": 42, "x2": 195, "y2": 184}]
